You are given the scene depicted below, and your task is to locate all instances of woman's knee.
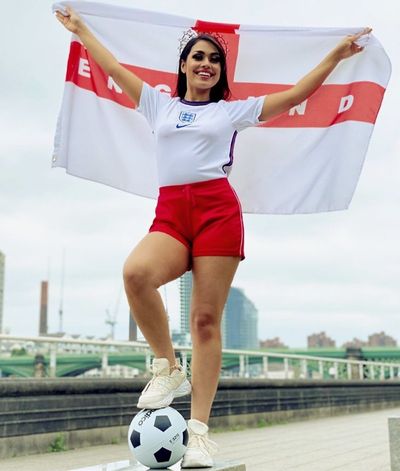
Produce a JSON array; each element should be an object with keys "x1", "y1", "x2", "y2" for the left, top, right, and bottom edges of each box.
[
  {"x1": 123, "y1": 261, "x2": 160, "y2": 293},
  {"x1": 191, "y1": 305, "x2": 220, "y2": 342}
]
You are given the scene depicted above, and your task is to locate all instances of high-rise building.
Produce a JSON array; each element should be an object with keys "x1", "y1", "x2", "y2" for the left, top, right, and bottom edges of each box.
[
  {"x1": 179, "y1": 272, "x2": 228, "y2": 348},
  {"x1": 0, "y1": 251, "x2": 5, "y2": 334},
  {"x1": 225, "y1": 287, "x2": 258, "y2": 350},
  {"x1": 171, "y1": 329, "x2": 191, "y2": 347},
  {"x1": 39, "y1": 281, "x2": 48, "y2": 336},
  {"x1": 179, "y1": 272, "x2": 192, "y2": 336}
]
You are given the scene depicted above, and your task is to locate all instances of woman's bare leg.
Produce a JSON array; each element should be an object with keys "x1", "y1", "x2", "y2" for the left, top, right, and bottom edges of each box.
[
  {"x1": 123, "y1": 231, "x2": 190, "y2": 366},
  {"x1": 189, "y1": 256, "x2": 240, "y2": 423}
]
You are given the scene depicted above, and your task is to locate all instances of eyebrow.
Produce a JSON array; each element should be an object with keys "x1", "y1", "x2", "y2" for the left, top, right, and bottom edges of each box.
[{"x1": 192, "y1": 50, "x2": 220, "y2": 55}]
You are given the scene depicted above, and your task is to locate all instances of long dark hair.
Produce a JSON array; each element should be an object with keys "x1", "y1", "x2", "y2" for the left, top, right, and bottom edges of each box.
[{"x1": 174, "y1": 34, "x2": 231, "y2": 102}]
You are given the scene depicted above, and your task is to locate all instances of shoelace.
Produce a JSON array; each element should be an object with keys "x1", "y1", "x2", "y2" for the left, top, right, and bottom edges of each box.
[
  {"x1": 142, "y1": 366, "x2": 181, "y2": 394},
  {"x1": 188, "y1": 434, "x2": 219, "y2": 455}
]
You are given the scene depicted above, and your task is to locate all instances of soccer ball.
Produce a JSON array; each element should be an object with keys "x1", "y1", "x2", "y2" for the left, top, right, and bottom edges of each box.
[{"x1": 128, "y1": 407, "x2": 188, "y2": 468}]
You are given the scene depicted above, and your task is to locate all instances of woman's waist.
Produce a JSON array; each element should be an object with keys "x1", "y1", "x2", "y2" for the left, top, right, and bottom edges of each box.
[{"x1": 159, "y1": 177, "x2": 229, "y2": 193}]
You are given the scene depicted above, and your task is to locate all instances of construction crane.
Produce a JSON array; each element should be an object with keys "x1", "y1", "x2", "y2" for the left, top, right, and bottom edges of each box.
[
  {"x1": 105, "y1": 284, "x2": 122, "y2": 339},
  {"x1": 105, "y1": 309, "x2": 117, "y2": 340}
]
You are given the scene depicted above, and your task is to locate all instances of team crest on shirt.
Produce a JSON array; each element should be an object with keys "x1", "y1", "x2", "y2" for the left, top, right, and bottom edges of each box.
[{"x1": 176, "y1": 111, "x2": 196, "y2": 128}]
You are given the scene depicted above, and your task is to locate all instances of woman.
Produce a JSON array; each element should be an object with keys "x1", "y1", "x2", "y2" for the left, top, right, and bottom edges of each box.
[{"x1": 55, "y1": 7, "x2": 371, "y2": 468}]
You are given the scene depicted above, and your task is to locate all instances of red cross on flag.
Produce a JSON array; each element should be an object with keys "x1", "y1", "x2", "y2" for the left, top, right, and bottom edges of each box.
[{"x1": 52, "y1": 1, "x2": 391, "y2": 214}]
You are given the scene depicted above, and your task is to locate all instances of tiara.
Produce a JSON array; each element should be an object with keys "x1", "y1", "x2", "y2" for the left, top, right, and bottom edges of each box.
[{"x1": 178, "y1": 28, "x2": 229, "y2": 56}]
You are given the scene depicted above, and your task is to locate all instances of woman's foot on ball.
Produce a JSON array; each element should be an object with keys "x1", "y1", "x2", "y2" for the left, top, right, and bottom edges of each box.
[{"x1": 137, "y1": 357, "x2": 191, "y2": 409}]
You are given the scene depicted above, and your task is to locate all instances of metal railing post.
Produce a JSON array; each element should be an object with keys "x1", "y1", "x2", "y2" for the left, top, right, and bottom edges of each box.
[
  {"x1": 319, "y1": 360, "x2": 324, "y2": 379},
  {"x1": 381, "y1": 365, "x2": 385, "y2": 380},
  {"x1": 181, "y1": 351, "x2": 187, "y2": 371},
  {"x1": 145, "y1": 352, "x2": 151, "y2": 375},
  {"x1": 347, "y1": 362, "x2": 352, "y2": 380},
  {"x1": 333, "y1": 362, "x2": 339, "y2": 379},
  {"x1": 263, "y1": 356, "x2": 269, "y2": 378},
  {"x1": 239, "y1": 355, "x2": 245, "y2": 378},
  {"x1": 359, "y1": 363, "x2": 364, "y2": 380},
  {"x1": 102, "y1": 349, "x2": 108, "y2": 377},
  {"x1": 370, "y1": 364, "x2": 375, "y2": 380},
  {"x1": 301, "y1": 359, "x2": 307, "y2": 379},
  {"x1": 284, "y1": 357, "x2": 289, "y2": 379},
  {"x1": 49, "y1": 345, "x2": 57, "y2": 378}
]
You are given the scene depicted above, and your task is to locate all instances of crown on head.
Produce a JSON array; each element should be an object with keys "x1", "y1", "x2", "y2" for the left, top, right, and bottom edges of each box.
[{"x1": 178, "y1": 28, "x2": 229, "y2": 57}]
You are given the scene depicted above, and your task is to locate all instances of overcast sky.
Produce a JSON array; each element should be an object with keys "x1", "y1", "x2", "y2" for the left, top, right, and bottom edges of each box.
[{"x1": 1, "y1": 0, "x2": 399, "y2": 348}]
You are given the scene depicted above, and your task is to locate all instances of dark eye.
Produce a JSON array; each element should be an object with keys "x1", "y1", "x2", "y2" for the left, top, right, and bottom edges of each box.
[
  {"x1": 192, "y1": 53, "x2": 203, "y2": 61},
  {"x1": 210, "y1": 55, "x2": 221, "y2": 63}
]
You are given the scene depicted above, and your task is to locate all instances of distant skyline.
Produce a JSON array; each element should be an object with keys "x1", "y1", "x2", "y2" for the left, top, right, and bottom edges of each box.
[{"x1": 1, "y1": 0, "x2": 399, "y2": 347}]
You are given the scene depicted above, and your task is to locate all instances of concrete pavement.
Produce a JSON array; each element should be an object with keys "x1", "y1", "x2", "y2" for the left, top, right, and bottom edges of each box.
[{"x1": 1, "y1": 407, "x2": 397, "y2": 471}]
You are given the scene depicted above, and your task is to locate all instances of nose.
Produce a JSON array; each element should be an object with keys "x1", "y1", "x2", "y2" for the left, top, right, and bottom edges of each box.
[{"x1": 201, "y1": 56, "x2": 212, "y2": 68}]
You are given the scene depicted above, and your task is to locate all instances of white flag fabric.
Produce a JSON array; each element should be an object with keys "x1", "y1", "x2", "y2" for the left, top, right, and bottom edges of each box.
[{"x1": 52, "y1": 1, "x2": 391, "y2": 214}]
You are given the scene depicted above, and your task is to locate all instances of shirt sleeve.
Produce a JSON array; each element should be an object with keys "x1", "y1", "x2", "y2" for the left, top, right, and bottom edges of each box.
[
  {"x1": 137, "y1": 82, "x2": 170, "y2": 130},
  {"x1": 221, "y1": 95, "x2": 265, "y2": 132}
]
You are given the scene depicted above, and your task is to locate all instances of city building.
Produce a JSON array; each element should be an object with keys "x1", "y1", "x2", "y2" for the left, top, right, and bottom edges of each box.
[
  {"x1": 225, "y1": 287, "x2": 258, "y2": 350},
  {"x1": 260, "y1": 337, "x2": 288, "y2": 349},
  {"x1": 0, "y1": 251, "x2": 4, "y2": 334},
  {"x1": 342, "y1": 332, "x2": 397, "y2": 348},
  {"x1": 342, "y1": 337, "x2": 367, "y2": 348},
  {"x1": 307, "y1": 331, "x2": 336, "y2": 348},
  {"x1": 171, "y1": 329, "x2": 191, "y2": 347},
  {"x1": 178, "y1": 272, "x2": 227, "y2": 348},
  {"x1": 179, "y1": 272, "x2": 192, "y2": 338},
  {"x1": 368, "y1": 331, "x2": 397, "y2": 347}
]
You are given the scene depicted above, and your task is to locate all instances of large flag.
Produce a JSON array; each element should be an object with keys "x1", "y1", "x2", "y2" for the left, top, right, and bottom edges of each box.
[{"x1": 52, "y1": 1, "x2": 391, "y2": 214}]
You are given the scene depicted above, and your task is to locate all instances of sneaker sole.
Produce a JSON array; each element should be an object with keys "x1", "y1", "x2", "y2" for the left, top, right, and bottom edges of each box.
[
  {"x1": 181, "y1": 461, "x2": 213, "y2": 469},
  {"x1": 181, "y1": 453, "x2": 213, "y2": 468},
  {"x1": 137, "y1": 379, "x2": 192, "y2": 409}
]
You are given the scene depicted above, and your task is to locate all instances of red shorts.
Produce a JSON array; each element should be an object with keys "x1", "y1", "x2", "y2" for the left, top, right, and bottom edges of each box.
[{"x1": 149, "y1": 178, "x2": 245, "y2": 260}]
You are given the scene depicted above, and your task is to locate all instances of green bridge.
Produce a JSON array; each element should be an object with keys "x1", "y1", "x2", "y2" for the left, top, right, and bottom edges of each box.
[{"x1": 1, "y1": 347, "x2": 399, "y2": 378}]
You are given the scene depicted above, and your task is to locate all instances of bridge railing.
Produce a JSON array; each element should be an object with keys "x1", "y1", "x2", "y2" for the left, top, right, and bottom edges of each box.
[{"x1": 0, "y1": 334, "x2": 399, "y2": 381}]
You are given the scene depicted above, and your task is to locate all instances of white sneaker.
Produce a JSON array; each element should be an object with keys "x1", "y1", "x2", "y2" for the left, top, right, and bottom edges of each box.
[
  {"x1": 181, "y1": 419, "x2": 218, "y2": 468},
  {"x1": 137, "y1": 358, "x2": 191, "y2": 409}
]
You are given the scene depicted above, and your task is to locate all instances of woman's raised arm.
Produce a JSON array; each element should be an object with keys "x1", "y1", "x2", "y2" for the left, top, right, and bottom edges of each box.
[
  {"x1": 55, "y1": 6, "x2": 143, "y2": 106},
  {"x1": 258, "y1": 27, "x2": 372, "y2": 122}
]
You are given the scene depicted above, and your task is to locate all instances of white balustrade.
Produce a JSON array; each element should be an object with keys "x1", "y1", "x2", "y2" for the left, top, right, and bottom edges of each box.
[{"x1": 0, "y1": 335, "x2": 399, "y2": 382}]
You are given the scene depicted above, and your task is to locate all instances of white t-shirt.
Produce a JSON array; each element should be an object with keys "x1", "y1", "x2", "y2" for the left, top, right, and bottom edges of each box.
[{"x1": 138, "y1": 82, "x2": 265, "y2": 187}]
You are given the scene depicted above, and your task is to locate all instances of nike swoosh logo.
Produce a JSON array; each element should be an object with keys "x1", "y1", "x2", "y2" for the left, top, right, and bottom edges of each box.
[{"x1": 176, "y1": 124, "x2": 191, "y2": 128}]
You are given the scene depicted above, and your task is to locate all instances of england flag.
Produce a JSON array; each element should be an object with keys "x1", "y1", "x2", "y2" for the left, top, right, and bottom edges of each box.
[{"x1": 52, "y1": 1, "x2": 391, "y2": 214}]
